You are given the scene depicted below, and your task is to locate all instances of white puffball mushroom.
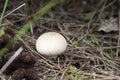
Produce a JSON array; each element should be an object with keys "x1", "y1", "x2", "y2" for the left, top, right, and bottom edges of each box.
[{"x1": 36, "y1": 32, "x2": 67, "y2": 58}]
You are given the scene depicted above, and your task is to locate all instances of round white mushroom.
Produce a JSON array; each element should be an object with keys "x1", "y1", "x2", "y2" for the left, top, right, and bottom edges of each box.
[{"x1": 36, "y1": 32, "x2": 67, "y2": 57}]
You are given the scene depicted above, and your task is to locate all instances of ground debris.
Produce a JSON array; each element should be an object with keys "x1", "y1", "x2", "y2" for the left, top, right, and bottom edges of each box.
[{"x1": 0, "y1": 28, "x2": 38, "y2": 80}]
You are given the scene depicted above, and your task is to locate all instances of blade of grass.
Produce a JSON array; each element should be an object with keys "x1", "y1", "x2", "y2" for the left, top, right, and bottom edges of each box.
[
  {"x1": 0, "y1": 0, "x2": 9, "y2": 24},
  {"x1": 25, "y1": 0, "x2": 30, "y2": 15},
  {"x1": 0, "y1": 0, "x2": 57, "y2": 56}
]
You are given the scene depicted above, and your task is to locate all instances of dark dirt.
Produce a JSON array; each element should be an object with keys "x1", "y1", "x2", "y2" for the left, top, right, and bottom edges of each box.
[
  {"x1": 0, "y1": 28, "x2": 38, "y2": 80},
  {"x1": 0, "y1": 0, "x2": 119, "y2": 80}
]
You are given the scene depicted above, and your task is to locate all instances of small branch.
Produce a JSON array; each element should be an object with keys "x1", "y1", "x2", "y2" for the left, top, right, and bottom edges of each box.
[
  {"x1": 3, "y1": 3, "x2": 26, "y2": 18},
  {"x1": 0, "y1": 47, "x2": 23, "y2": 74}
]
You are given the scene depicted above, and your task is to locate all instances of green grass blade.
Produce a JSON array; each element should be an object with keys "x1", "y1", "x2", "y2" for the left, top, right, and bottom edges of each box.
[{"x1": 0, "y1": 0, "x2": 9, "y2": 24}]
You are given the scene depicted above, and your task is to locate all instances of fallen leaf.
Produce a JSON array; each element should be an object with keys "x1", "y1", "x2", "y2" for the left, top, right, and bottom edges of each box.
[{"x1": 98, "y1": 17, "x2": 118, "y2": 33}]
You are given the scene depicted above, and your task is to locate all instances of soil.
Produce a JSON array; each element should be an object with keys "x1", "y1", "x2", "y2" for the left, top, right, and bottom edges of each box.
[{"x1": 0, "y1": 0, "x2": 119, "y2": 80}]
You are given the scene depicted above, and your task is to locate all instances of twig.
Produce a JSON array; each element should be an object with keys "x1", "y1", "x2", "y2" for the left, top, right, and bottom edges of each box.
[
  {"x1": 3, "y1": 3, "x2": 26, "y2": 18},
  {"x1": 83, "y1": 72, "x2": 120, "y2": 80},
  {"x1": 0, "y1": 47, "x2": 23, "y2": 74}
]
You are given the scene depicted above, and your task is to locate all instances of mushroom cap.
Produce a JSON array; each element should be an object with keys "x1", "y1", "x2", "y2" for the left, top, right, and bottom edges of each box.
[{"x1": 36, "y1": 32, "x2": 67, "y2": 56}]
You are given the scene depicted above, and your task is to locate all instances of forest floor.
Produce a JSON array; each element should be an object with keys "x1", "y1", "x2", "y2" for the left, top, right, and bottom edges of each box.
[{"x1": 0, "y1": 0, "x2": 119, "y2": 80}]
